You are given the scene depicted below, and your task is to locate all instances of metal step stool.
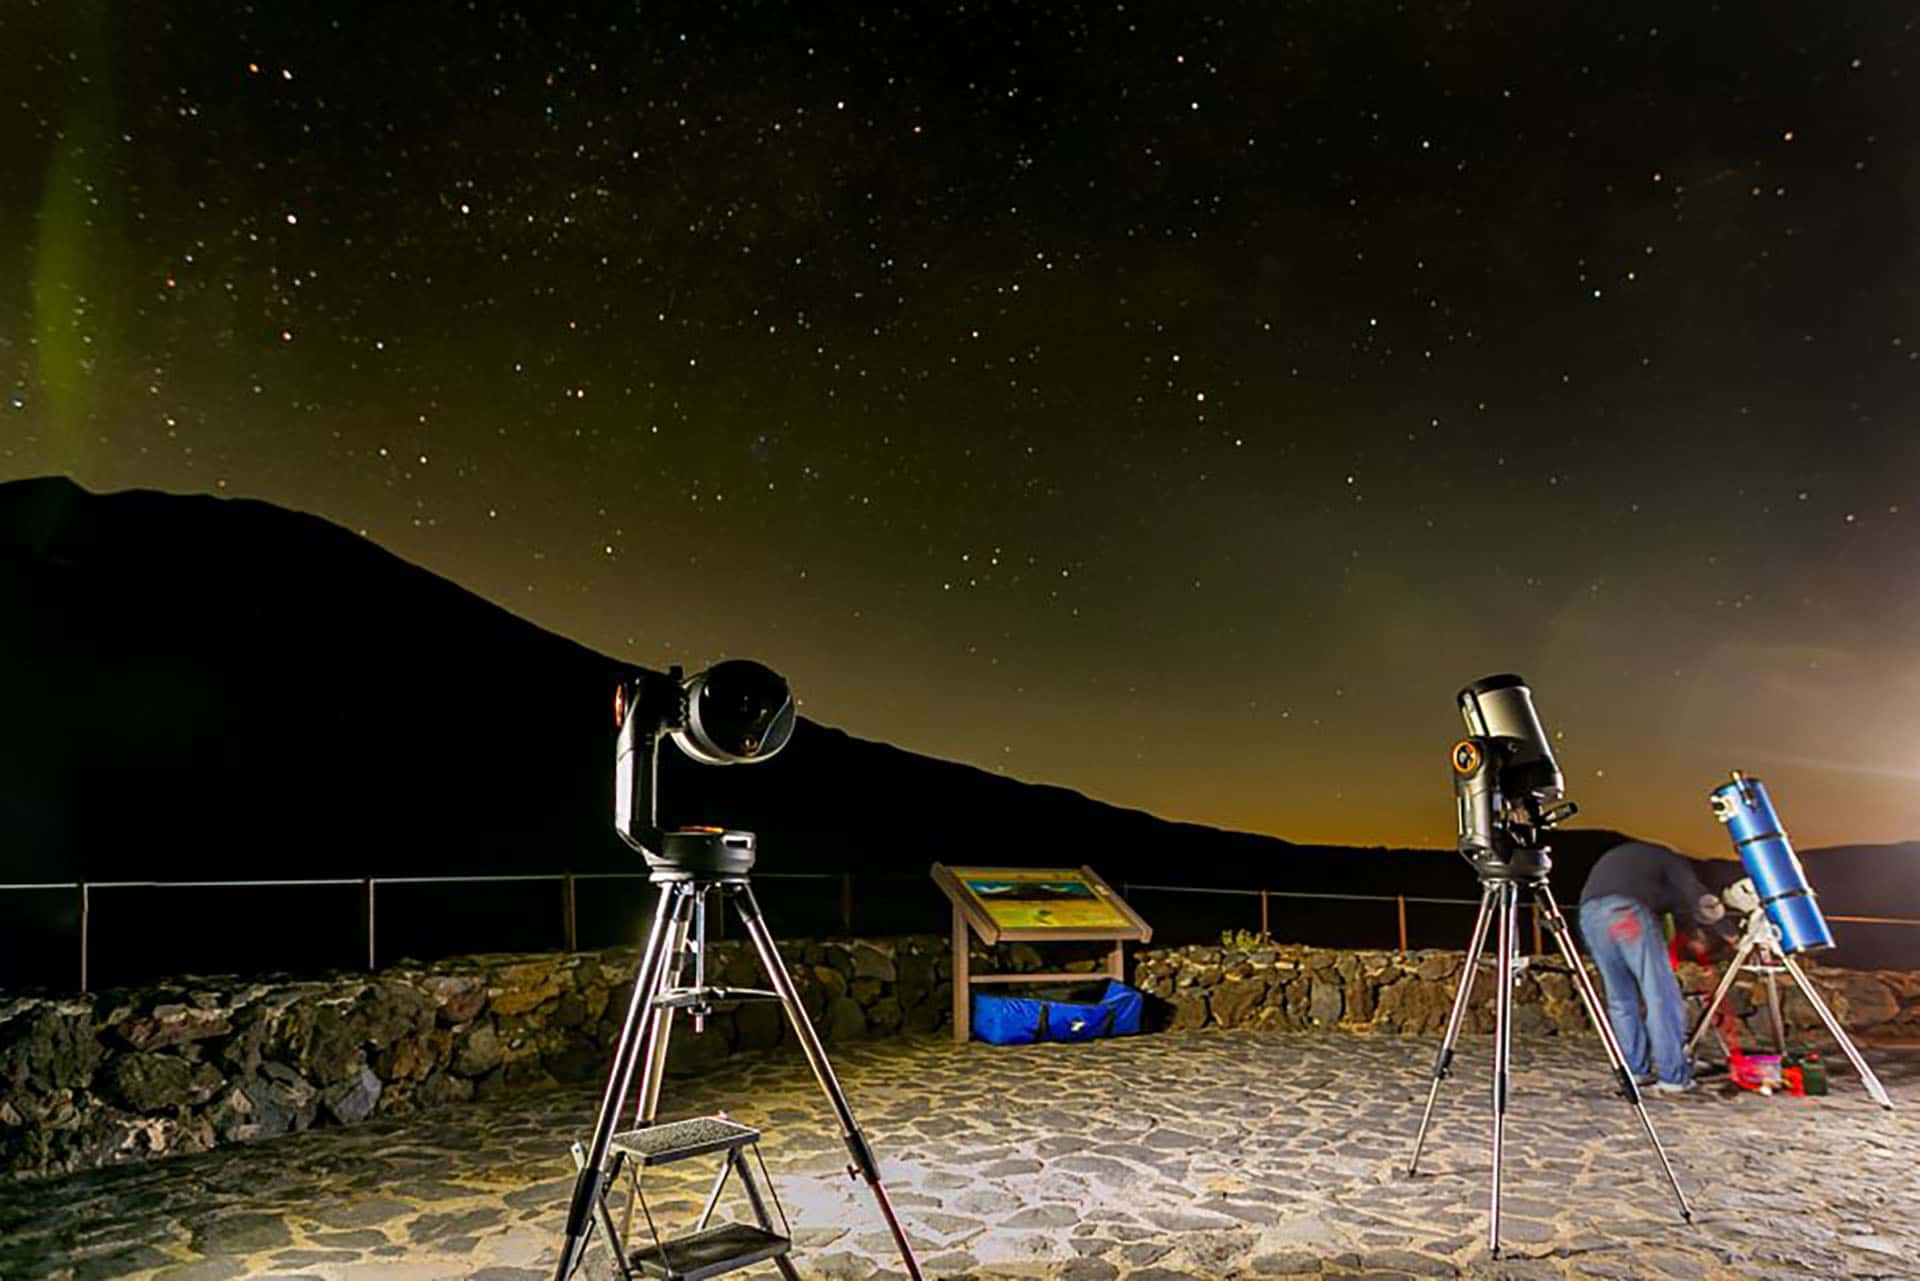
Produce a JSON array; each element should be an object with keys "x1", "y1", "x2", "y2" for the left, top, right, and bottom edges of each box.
[{"x1": 572, "y1": 1115, "x2": 797, "y2": 1281}]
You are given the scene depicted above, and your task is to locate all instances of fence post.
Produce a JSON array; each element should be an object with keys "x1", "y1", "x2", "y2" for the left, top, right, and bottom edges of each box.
[
  {"x1": 364, "y1": 879, "x2": 376, "y2": 971},
  {"x1": 839, "y1": 873, "x2": 853, "y2": 935},
  {"x1": 563, "y1": 874, "x2": 578, "y2": 953},
  {"x1": 79, "y1": 882, "x2": 90, "y2": 993},
  {"x1": 1260, "y1": 890, "x2": 1269, "y2": 939},
  {"x1": 1397, "y1": 895, "x2": 1408, "y2": 954}
]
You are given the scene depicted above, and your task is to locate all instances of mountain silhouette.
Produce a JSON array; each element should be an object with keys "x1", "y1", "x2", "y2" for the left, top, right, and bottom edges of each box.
[{"x1": 0, "y1": 477, "x2": 1910, "y2": 983}]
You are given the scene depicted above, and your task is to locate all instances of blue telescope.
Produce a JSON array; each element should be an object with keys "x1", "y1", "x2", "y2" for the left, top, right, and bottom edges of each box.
[{"x1": 1708, "y1": 771, "x2": 1833, "y2": 954}]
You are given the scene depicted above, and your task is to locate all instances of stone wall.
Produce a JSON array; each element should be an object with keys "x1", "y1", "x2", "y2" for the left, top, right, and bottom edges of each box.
[
  {"x1": 1133, "y1": 943, "x2": 1920, "y2": 1046},
  {"x1": 0, "y1": 935, "x2": 958, "y2": 1182},
  {"x1": 7, "y1": 936, "x2": 1914, "y2": 1184}
]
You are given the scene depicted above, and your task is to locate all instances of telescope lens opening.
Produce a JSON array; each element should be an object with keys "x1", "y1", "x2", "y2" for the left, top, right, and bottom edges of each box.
[{"x1": 675, "y1": 659, "x2": 796, "y2": 765}]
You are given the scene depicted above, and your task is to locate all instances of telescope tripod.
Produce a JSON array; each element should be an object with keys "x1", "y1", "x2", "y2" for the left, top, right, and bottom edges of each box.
[
  {"x1": 1407, "y1": 871, "x2": 1693, "y2": 1256},
  {"x1": 1685, "y1": 907, "x2": 1893, "y2": 1109},
  {"x1": 553, "y1": 838, "x2": 924, "y2": 1281}
]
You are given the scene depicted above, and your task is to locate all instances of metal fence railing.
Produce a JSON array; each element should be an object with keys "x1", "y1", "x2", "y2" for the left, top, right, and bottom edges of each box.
[
  {"x1": 1122, "y1": 882, "x2": 1486, "y2": 952},
  {"x1": 1121, "y1": 881, "x2": 1920, "y2": 948},
  {"x1": 0, "y1": 871, "x2": 865, "y2": 993},
  {"x1": 4, "y1": 873, "x2": 1916, "y2": 994}
]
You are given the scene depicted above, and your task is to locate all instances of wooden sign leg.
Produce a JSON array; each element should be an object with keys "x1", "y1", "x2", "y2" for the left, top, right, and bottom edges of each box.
[
  {"x1": 952, "y1": 903, "x2": 971, "y2": 1044},
  {"x1": 1107, "y1": 941, "x2": 1125, "y2": 982}
]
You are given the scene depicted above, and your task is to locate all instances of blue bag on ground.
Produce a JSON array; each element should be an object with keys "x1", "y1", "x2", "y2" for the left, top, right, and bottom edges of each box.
[{"x1": 971, "y1": 980, "x2": 1143, "y2": 1044}]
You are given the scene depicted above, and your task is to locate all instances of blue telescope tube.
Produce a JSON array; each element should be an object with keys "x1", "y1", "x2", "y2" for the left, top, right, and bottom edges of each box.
[{"x1": 1709, "y1": 772, "x2": 1833, "y2": 955}]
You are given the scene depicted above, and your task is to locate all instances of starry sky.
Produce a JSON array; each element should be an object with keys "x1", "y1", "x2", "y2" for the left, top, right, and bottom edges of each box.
[{"x1": 3, "y1": 3, "x2": 1917, "y2": 852}]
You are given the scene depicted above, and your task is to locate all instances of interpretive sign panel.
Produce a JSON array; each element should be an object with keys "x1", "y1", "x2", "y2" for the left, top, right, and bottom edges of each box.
[
  {"x1": 936, "y1": 866, "x2": 1143, "y2": 937},
  {"x1": 931, "y1": 864, "x2": 1151, "y2": 1041}
]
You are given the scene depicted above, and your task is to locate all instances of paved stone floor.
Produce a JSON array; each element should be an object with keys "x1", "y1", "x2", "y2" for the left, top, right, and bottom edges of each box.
[{"x1": 3, "y1": 1030, "x2": 1917, "y2": 1281}]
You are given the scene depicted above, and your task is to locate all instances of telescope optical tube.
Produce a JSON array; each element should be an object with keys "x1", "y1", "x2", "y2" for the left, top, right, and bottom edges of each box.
[{"x1": 1709, "y1": 771, "x2": 1833, "y2": 955}]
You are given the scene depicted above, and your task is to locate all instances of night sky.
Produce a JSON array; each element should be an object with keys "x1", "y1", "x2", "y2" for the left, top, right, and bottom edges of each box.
[{"x1": 3, "y1": 4, "x2": 1917, "y2": 852}]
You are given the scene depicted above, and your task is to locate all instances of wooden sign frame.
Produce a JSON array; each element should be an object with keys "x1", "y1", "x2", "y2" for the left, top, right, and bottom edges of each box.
[{"x1": 931, "y1": 864, "x2": 1151, "y2": 1042}]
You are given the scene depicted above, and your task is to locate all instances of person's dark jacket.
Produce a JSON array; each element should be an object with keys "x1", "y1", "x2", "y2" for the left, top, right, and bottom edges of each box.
[{"x1": 1578, "y1": 841, "x2": 1718, "y2": 928}]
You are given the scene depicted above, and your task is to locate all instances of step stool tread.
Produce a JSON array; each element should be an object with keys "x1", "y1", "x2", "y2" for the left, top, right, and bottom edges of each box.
[
  {"x1": 627, "y1": 1222, "x2": 790, "y2": 1280},
  {"x1": 610, "y1": 1116, "x2": 761, "y2": 1166}
]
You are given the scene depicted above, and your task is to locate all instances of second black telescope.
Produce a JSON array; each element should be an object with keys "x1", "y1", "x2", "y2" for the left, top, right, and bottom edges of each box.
[{"x1": 1410, "y1": 673, "x2": 1692, "y2": 1256}]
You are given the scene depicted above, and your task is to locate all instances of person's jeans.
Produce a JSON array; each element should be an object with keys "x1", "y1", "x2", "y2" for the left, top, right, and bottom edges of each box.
[{"x1": 1577, "y1": 894, "x2": 1692, "y2": 1086}]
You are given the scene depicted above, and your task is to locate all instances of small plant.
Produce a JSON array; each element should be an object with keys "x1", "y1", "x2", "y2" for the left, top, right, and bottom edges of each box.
[{"x1": 1220, "y1": 928, "x2": 1274, "y2": 951}]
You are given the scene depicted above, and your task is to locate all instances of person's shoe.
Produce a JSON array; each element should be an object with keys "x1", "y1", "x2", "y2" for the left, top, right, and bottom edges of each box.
[
  {"x1": 1633, "y1": 1072, "x2": 1657, "y2": 1087},
  {"x1": 1650, "y1": 1078, "x2": 1698, "y2": 1095}
]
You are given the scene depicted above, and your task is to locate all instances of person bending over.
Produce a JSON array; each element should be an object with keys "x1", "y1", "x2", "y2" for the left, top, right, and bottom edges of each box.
[{"x1": 1577, "y1": 840, "x2": 1726, "y2": 1095}]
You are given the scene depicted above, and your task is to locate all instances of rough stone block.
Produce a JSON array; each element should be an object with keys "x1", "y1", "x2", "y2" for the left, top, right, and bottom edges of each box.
[
  {"x1": 100, "y1": 1053, "x2": 198, "y2": 1113},
  {"x1": 542, "y1": 1040, "x2": 606, "y2": 1084},
  {"x1": 453, "y1": 1022, "x2": 504, "y2": 1077},
  {"x1": 322, "y1": 1066, "x2": 383, "y2": 1125},
  {"x1": 1168, "y1": 991, "x2": 1209, "y2": 1031},
  {"x1": 116, "y1": 1003, "x2": 231, "y2": 1052},
  {"x1": 353, "y1": 981, "x2": 436, "y2": 1049},
  {"x1": 302, "y1": 1007, "x2": 364, "y2": 1087},
  {"x1": 1823, "y1": 973, "x2": 1900, "y2": 1027},
  {"x1": 421, "y1": 974, "x2": 488, "y2": 1024},
  {"x1": 813, "y1": 965, "x2": 850, "y2": 999},
  {"x1": 1309, "y1": 980, "x2": 1344, "y2": 1025},
  {"x1": 905, "y1": 989, "x2": 949, "y2": 1034},
  {"x1": 416, "y1": 1070, "x2": 474, "y2": 1109},
  {"x1": 0, "y1": 1004, "x2": 103, "y2": 1094},
  {"x1": 1210, "y1": 977, "x2": 1270, "y2": 1028},
  {"x1": 827, "y1": 995, "x2": 868, "y2": 1042},
  {"x1": 1343, "y1": 976, "x2": 1375, "y2": 1024},
  {"x1": 868, "y1": 996, "x2": 903, "y2": 1032},
  {"x1": 851, "y1": 941, "x2": 898, "y2": 982},
  {"x1": 374, "y1": 1031, "x2": 437, "y2": 1082}
]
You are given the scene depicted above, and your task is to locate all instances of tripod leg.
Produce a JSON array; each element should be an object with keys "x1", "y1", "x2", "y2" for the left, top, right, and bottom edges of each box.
[
  {"x1": 1685, "y1": 936, "x2": 1756, "y2": 1057},
  {"x1": 577, "y1": 1146, "x2": 636, "y2": 1281},
  {"x1": 1488, "y1": 882, "x2": 1517, "y2": 1256},
  {"x1": 632, "y1": 902, "x2": 696, "y2": 1128},
  {"x1": 732, "y1": 883, "x2": 927, "y2": 1281},
  {"x1": 1535, "y1": 883, "x2": 1692, "y2": 1224},
  {"x1": 1764, "y1": 967, "x2": 1788, "y2": 1055},
  {"x1": 1777, "y1": 953, "x2": 1894, "y2": 1109},
  {"x1": 553, "y1": 883, "x2": 693, "y2": 1281},
  {"x1": 1408, "y1": 882, "x2": 1497, "y2": 1176}
]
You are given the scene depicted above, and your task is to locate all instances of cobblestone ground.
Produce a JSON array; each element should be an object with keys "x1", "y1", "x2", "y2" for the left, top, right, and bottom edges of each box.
[{"x1": 3, "y1": 1030, "x2": 1916, "y2": 1281}]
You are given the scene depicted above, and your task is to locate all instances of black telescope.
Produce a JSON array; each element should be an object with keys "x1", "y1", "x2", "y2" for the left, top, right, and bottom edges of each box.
[
  {"x1": 555, "y1": 658, "x2": 924, "y2": 1281},
  {"x1": 1452, "y1": 674, "x2": 1575, "y2": 879},
  {"x1": 1414, "y1": 672, "x2": 1692, "y2": 1254},
  {"x1": 612, "y1": 659, "x2": 796, "y2": 865}
]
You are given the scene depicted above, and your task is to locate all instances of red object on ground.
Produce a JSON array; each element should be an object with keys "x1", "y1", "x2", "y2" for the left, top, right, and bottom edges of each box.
[{"x1": 1670, "y1": 932, "x2": 1765, "y2": 1093}]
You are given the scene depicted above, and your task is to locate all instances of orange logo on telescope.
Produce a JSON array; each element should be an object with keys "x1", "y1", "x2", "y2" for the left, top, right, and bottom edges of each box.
[{"x1": 1451, "y1": 739, "x2": 1482, "y2": 775}]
